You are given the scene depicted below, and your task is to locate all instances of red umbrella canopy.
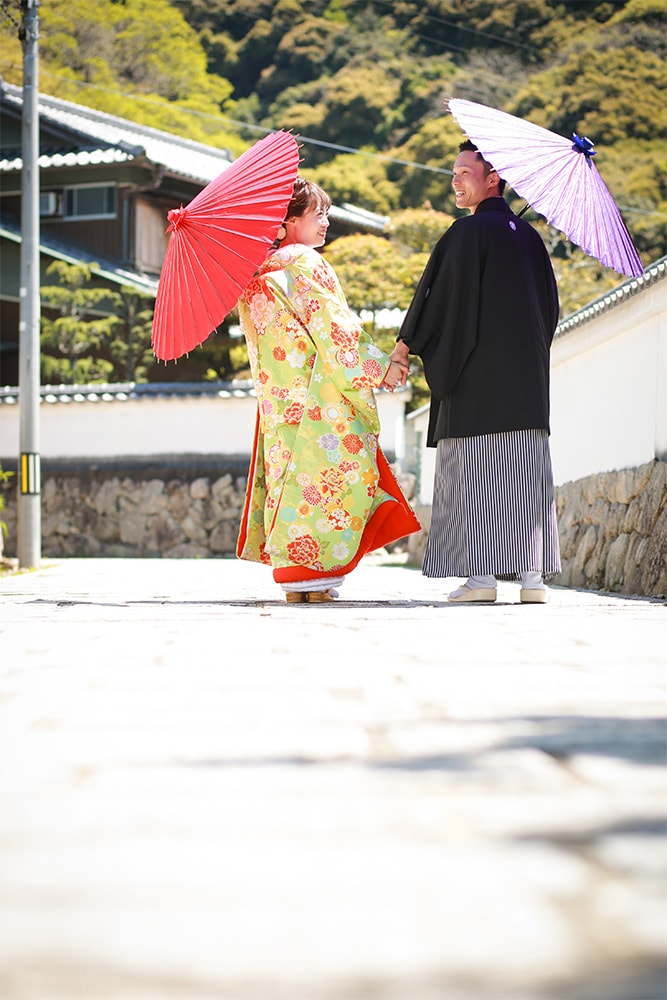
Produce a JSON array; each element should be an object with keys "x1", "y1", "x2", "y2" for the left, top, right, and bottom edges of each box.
[
  {"x1": 152, "y1": 130, "x2": 300, "y2": 362},
  {"x1": 447, "y1": 98, "x2": 643, "y2": 279}
]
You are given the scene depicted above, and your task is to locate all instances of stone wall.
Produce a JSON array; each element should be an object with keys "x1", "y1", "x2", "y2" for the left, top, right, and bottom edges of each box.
[
  {"x1": 0, "y1": 459, "x2": 418, "y2": 563},
  {"x1": 0, "y1": 459, "x2": 249, "y2": 559},
  {"x1": 554, "y1": 459, "x2": 666, "y2": 598}
]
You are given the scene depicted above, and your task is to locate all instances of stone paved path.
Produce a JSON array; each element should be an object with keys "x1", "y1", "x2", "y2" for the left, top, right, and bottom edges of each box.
[{"x1": 0, "y1": 557, "x2": 665, "y2": 1000}]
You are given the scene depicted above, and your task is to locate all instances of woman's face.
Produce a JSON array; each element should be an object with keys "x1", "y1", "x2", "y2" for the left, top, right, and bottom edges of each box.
[{"x1": 284, "y1": 203, "x2": 330, "y2": 248}]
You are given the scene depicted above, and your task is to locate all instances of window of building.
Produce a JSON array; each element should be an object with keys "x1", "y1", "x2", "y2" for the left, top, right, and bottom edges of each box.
[{"x1": 63, "y1": 184, "x2": 116, "y2": 220}]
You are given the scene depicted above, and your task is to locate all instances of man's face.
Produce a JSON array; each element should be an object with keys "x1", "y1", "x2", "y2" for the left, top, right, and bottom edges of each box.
[{"x1": 452, "y1": 150, "x2": 498, "y2": 213}]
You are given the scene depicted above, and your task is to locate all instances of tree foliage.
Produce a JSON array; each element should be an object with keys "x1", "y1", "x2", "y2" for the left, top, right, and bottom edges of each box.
[
  {"x1": 388, "y1": 208, "x2": 455, "y2": 255},
  {"x1": 508, "y1": 47, "x2": 667, "y2": 144},
  {"x1": 325, "y1": 234, "x2": 412, "y2": 315},
  {"x1": 0, "y1": 0, "x2": 241, "y2": 151},
  {"x1": 3, "y1": 0, "x2": 664, "y2": 389},
  {"x1": 40, "y1": 263, "x2": 157, "y2": 385},
  {"x1": 40, "y1": 262, "x2": 120, "y2": 385}
]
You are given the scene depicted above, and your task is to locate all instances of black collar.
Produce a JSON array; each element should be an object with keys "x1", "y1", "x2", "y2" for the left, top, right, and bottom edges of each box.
[{"x1": 474, "y1": 197, "x2": 512, "y2": 216}]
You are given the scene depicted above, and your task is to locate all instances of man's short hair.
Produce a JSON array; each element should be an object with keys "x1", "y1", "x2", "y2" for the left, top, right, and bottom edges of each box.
[{"x1": 458, "y1": 140, "x2": 506, "y2": 195}]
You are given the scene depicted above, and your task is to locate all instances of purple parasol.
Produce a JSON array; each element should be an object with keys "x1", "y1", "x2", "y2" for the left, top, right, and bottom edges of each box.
[{"x1": 447, "y1": 98, "x2": 643, "y2": 278}]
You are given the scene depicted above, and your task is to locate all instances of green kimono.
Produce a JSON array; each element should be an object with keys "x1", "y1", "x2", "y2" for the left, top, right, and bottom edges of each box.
[{"x1": 236, "y1": 243, "x2": 419, "y2": 583}]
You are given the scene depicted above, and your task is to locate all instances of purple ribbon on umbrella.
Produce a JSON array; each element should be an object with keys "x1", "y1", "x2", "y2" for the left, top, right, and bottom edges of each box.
[{"x1": 571, "y1": 133, "x2": 597, "y2": 162}]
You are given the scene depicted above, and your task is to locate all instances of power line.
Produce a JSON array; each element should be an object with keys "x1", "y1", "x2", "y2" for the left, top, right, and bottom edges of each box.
[
  {"x1": 38, "y1": 70, "x2": 455, "y2": 176},
  {"x1": 356, "y1": 0, "x2": 540, "y2": 54},
  {"x1": 34, "y1": 72, "x2": 666, "y2": 216},
  {"x1": 0, "y1": 0, "x2": 21, "y2": 31}
]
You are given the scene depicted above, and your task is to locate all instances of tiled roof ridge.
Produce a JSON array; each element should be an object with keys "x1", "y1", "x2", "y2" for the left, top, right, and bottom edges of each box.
[
  {"x1": 556, "y1": 255, "x2": 667, "y2": 337},
  {"x1": 0, "y1": 381, "x2": 257, "y2": 405}
]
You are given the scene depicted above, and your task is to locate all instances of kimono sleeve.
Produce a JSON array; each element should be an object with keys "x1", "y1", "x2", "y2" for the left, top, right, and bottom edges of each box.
[
  {"x1": 398, "y1": 221, "x2": 482, "y2": 402},
  {"x1": 278, "y1": 250, "x2": 390, "y2": 431}
]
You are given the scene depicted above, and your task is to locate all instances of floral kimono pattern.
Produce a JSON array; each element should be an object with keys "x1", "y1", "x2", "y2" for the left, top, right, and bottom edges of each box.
[{"x1": 236, "y1": 243, "x2": 420, "y2": 582}]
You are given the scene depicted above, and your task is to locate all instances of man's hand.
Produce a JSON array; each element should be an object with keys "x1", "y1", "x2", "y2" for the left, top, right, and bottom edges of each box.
[
  {"x1": 382, "y1": 361, "x2": 406, "y2": 392},
  {"x1": 389, "y1": 341, "x2": 410, "y2": 386}
]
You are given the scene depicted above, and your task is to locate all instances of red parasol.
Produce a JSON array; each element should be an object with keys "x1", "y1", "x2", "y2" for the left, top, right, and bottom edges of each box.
[{"x1": 152, "y1": 130, "x2": 300, "y2": 361}]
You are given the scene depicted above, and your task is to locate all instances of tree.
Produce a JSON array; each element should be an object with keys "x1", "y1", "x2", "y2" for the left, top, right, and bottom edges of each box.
[
  {"x1": 1, "y1": 0, "x2": 239, "y2": 151},
  {"x1": 551, "y1": 250, "x2": 622, "y2": 319},
  {"x1": 388, "y1": 207, "x2": 455, "y2": 254},
  {"x1": 40, "y1": 262, "x2": 121, "y2": 385},
  {"x1": 324, "y1": 234, "x2": 411, "y2": 318},
  {"x1": 145, "y1": 315, "x2": 250, "y2": 383},
  {"x1": 105, "y1": 287, "x2": 156, "y2": 383},
  {"x1": 36, "y1": 0, "x2": 230, "y2": 104},
  {"x1": 508, "y1": 47, "x2": 667, "y2": 146},
  {"x1": 41, "y1": 267, "x2": 163, "y2": 385},
  {"x1": 384, "y1": 117, "x2": 459, "y2": 213},
  {"x1": 256, "y1": 14, "x2": 348, "y2": 100},
  {"x1": 307, "y1": 155, "x2": 399, "y2": 215}
]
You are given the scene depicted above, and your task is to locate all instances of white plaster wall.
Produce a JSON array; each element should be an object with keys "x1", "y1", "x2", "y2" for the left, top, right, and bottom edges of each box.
[
  {"x1": 0, "y1": 394, "x2": 256, "y2": 460},
  {"x1": 0, "y1": 386, "x2": 408, "y2": 461},
  {"x1": 405, "y1": 405, "x2": 436, "y2": 505},
  {"x1": 550, "y1": 278, "x2": 667, "y2": 484}
]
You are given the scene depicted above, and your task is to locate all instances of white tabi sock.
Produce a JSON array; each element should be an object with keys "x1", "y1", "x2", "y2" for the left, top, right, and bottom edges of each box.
[
  {"x1": 467, "y1": 575, "x2": 497, "y2": 589},
  {"x1": 282, "y1": 576, "x2": 344, "y2": 596}
]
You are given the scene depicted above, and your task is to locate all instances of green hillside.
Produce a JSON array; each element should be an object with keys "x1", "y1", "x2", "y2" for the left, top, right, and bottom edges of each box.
[{"x1": 1, "y1": 0, "x2": 665, "y2": 323}]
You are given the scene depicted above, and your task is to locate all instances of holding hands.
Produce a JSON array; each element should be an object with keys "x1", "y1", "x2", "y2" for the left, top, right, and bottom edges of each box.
[
  {"x1": 382, "y1": 341, "x2": 410, "y2": 392},
  {"x1": 383, "y1": 359, "x2": 409, "y2": 391}
]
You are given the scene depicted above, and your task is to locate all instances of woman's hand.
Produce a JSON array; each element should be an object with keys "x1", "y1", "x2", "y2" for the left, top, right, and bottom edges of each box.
[{"x1": 382, "y1": 360, "x2": 409, "y2": 392}]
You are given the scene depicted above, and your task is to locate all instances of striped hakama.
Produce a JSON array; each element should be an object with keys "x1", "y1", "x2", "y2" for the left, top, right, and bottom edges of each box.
[{"x1": 423, "y1": 429, "x2": 561, "y2": 581}]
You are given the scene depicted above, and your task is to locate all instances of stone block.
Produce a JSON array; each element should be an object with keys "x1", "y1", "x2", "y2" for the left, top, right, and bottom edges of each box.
[
  {"x1": 42, "y1": 478, "x2": 58, "y2": 503},
  {"x1": 137, "y1": 479, "x2": 168, "y2": 514},
  {"x1": 583, "y1": 552, "x2": 604, "y2": 589},
  {"x1": 93, "y1": 478, "x2": 121, "y2": 515},
  {"x1": 604, "y1": 533, "x2": 631, "y2": 591},
  {"x1": 120, "y1": 512, "x2": 147, "y2": 546},
  {"x1": 571, "y1": 525, "x2": 598, "y2": 586},
  {"x1": 581, "y1": 473, "x2": 603, "y2": 506},
  {"x1": 145, "y1": 511, "x2": 186, "y2": 552},
  {"x1": 554, "y1": 501, "x2": 576, "y2": 535},
  {"x1": 634, "y1": 461, "x2": 667, "y2": 536},
  {"x1": 217, "y1": 506, "x2": 241, "y2": 521},
  {"x1": 166, "y1": 485, "x2": 191, "y2": 521},
  {"x1": 591, "y1": 497, "x2": 612, "y2": 529},
  {"x1": 212, "y1": 474, "x2": 233, "y2": 500},
  {"x1": 641, "y1": 502, "x2": 667, "y2": 597},
  {"x1": 608, "y1": 464, "x2": 650, "y2": 505},
  {"x1": 194, "y1": 497, "x2": 225, "y2": 531},
  {"x1": 42, "y1": 510, "x2": 72, "y2": 537},
  {"x1": 70, "y1": 532, "x2": 103, "y2": 557},
  {"x1": 608, "y1": 502, "x2": 629, "y2": 537},
  {"x1": 190, "y1": 477, "x2": 210, "y2": 500},
  {"x1": 621, "y1": 534, "x2": 645, "y2": 594},
  {"x1": 181, "y1": 514, "x2": 208, "y2": 544},
  {"x1": 210, "y1": 519, "x2": 239, "y2": 554},
  {"x1": 95, "y1": 515, "x2": 120, "y2": 543}
]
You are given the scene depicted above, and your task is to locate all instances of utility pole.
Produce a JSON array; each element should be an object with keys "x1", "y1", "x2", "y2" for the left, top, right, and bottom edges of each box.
[{"x1": 17, "y1": 0, "x2": 41, "y2": 568}]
